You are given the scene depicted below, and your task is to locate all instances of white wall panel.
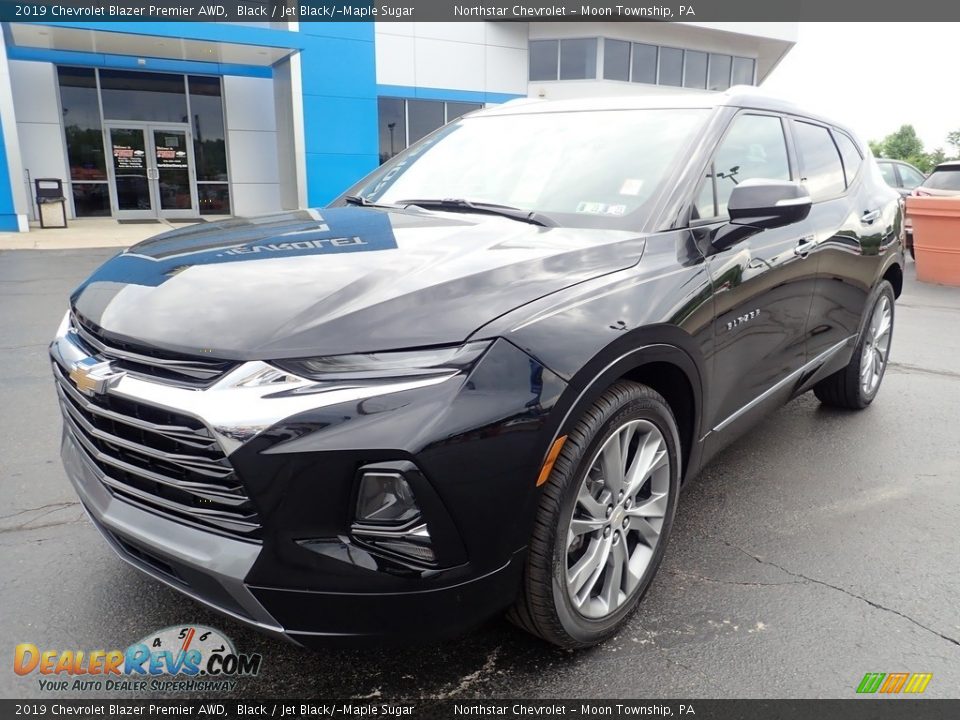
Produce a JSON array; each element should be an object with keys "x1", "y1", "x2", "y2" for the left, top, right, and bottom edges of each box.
[
  {"x1": 231, "y1": 183, "x2": 282, "y2": 217},
  {"x1": 414, "y1": 38, "x2": 486, "y2": 93},
  {"x1": 9, "y1": 61, "x2": 61, "y2": 123},
  {"x1": 485, "y1": 46, "x2": 528, "y2": 95},
  {"x1": 375, "y1": 33, "x2": 416, "y2": 87},
  {"x1": 227, "y1": 130, "x2": 280, "y2": 185},
  {"x1": 223, "y1": 76, "x2": 277, "y2": 132},
  {"x1": 16, "y1": 123, "x2": 69, "y2": 185}
]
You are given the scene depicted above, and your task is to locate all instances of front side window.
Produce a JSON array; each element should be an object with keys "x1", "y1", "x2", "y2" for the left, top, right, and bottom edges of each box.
[
  {"x1": 898, "y1": 164, "x2": 926, "y2": 189},
  {"x1": 793, "y1": 121, "x2": 846, "y2": 201},
  {"x1": 358, "y1": 108, "x2": 709, "y2": 229},
  {"x1": 693, "y1": 114, "x2": 790, "y2": 219}
]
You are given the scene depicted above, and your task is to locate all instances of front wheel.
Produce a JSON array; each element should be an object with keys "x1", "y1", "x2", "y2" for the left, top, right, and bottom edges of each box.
[
  {"x1": 508, "y1": 381, "x2": 681, "y2": 648},
  {"x1": 814, "y1": 280, "x2": 895, "y2": 409}
]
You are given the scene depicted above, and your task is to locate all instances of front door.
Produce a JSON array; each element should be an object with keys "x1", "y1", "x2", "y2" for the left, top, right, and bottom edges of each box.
[
  {"x1": 106, "y1": 124, "x2": 198, "y2": 219},
  {"x1": 691, "y1": 112, "x2": 819, "y2": 440}
]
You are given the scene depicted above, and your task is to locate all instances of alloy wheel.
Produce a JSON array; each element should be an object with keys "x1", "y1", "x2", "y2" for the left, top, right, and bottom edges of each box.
[
  {"x1": 860, "y1": 295, "x2": 892, "y2": 396},
  {"x1": 564, "y1": 419, "x2": 670, "y2": 619}
]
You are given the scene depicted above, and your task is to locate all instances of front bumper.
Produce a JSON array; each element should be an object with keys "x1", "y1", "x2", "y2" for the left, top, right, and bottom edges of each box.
[{"x1": 52, "y1": 325, "x2": 563, "y2": 645}]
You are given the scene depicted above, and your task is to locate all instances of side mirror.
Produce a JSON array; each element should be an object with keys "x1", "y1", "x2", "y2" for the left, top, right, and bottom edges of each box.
[
  {"x1": 728, "y1": 179, "x2": 811, "y2": 229},
  {"x1": 712, "y1": 179, "x2": 812, "y2": 252}
]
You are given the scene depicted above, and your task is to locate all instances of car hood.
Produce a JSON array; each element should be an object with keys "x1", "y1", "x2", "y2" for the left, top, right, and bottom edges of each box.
[{"x1": 71, "y1": 207, "x2": 646, "y2": 359}]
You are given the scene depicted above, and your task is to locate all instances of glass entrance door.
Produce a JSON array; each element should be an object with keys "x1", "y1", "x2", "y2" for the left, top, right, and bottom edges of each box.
[{"x1": 106, "y1": 124, "x2": 198, "y2": 219}]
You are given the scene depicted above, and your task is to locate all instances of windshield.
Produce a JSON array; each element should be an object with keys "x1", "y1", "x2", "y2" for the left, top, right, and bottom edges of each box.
[
  {"x1": 354, "y1": 108, "x2": 710, "y2": 229},
  {"x1": 923, "y1": 167, "x2": 960, "y2": 191}
]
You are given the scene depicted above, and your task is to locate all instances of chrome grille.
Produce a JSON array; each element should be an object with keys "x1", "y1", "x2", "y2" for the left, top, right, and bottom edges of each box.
[
  {"x1": 71, "y1": 312, "x2": 236, "y2": 387},
  {"x1": 53, "y1": 361, "x2": 261, "y2": 539}
]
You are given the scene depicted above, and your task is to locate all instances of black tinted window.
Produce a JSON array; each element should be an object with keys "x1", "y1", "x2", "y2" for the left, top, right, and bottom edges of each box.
[
  {"x1": 694, "y1": 114, "x2": 790, "y2": 219},
  {"x1": 833, "y1": 132, "x2": 862, "y2": 187},
  {"x1": 794, "y1": 121, "x2": 845, "y2": 201},
  {"x1": 924, "y1": 168, "x2": 960, "y2": 191},
  {"x1": 57, "y1": 67, "x2": 106, "y2": 181}
]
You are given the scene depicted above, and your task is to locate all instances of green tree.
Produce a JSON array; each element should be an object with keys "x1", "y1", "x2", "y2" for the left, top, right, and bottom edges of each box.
[
  {"x1": 879, "y1": 124, "x2": 925, "y2": 161},
  {"x1": 947, "y1": 130, "x2": 960, "y2": 159}
]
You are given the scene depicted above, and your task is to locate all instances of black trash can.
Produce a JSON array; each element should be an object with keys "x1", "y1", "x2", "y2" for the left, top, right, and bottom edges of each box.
[{"x1": 35, "y1": 178, "x2": 68, "y2": 229}]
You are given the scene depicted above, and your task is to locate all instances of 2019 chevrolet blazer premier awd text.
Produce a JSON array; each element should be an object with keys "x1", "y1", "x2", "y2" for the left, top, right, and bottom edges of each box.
[{"x1": 51, "y1": 90, "x2": 903, "y2": 649}]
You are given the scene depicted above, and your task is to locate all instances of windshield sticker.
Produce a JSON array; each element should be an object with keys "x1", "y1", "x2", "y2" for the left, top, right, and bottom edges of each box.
[
  {"x1": 576, "y1": 202, "x2": 627, "y2": 216},
  {"x1": 619, "y1": 178, "x2": 644, "y2": 196}
]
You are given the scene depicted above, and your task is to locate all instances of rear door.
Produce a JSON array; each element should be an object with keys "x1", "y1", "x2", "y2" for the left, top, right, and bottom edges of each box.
[
  {"x1": 792, "y1": 121, "x2": 890, "y2": 361},
  {"x1": 692, "y1": 112, "x2": 819, "y2": 436}
]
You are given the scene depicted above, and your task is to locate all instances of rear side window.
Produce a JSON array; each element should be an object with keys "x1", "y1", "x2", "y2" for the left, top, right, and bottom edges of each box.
[
  {"x1": 793, "y1": 121, "x2": 845, "y2": 201},
  {"x1": 834, "y1": 132, "x2": 863, "y2": 187},
  {"x1": 923, "y1": 167, "x2": 960, "y2": 191},
  {"x1": 878, "y1": 162, "x2": 897, "y2": 187},
  {"x1": 693, "y1": 113, "x2": 790, "y2": 220}
]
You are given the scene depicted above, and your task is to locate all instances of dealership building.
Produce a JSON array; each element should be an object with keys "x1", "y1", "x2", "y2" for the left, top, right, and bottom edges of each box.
[{"x1": 0, "y1": 21, "x2": 796, "y2": 231}]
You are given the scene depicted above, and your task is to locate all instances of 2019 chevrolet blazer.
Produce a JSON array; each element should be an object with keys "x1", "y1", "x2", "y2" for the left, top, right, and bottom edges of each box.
[{"x1": 51, "y1": 90, "x2": 903, "y2": 649}]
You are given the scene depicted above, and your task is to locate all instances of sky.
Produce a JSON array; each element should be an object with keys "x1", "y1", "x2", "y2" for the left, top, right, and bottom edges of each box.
[{"x1": 762, "y1": 23, "x2": 959, "y2": 153}]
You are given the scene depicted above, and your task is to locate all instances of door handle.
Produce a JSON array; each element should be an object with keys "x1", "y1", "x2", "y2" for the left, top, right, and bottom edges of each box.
[
  {"x1": 794, "y1": 236, "x2": 815, "y2": 258},
  {"x1": 861, "y1": 208, "x2": 881, "y2": 225}
]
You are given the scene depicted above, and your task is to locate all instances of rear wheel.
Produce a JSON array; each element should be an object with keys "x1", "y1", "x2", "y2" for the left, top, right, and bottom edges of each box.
[
  {"x1": 508, "y1": 381, "x2": 681, "y2": 648},
  {"x1": 814, "y1": 280, "x2": 895, "y2": 409}
]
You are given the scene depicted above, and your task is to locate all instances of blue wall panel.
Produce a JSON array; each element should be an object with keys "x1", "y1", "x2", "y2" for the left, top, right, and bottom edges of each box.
[
  {"x1": 298, "y1": 23, "x2": 379, "y2": 207},
  {"x1": 0, "y1": 113, "x2": 19, "y2": 231}
]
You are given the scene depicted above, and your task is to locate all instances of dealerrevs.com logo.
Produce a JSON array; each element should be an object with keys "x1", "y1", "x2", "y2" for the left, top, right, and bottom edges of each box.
[{"x1": 14, "y1": 625, "x2": 262, "y2": 693}]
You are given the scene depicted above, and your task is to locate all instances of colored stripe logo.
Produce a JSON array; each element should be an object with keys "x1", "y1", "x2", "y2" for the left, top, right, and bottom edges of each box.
[{"x1": 857, "y1": 672, "x2": 932, "y2": 694}]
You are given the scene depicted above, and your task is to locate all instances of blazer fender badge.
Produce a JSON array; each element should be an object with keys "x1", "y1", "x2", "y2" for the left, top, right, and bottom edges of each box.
[
  {"x1": 69, "y1": 358, "x2": 125, "y2": 396},
  {"x1": 726, "y1": 308, "x2": 761, "y2": 332}
]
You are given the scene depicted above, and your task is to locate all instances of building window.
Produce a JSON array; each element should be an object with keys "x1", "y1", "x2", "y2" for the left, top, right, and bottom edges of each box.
[
  {"x1": 559, "y1": 38, "x2": 597, "y2": 80},
  {"x1": 708, "y1": 54, "x2": 733, "y2": 91},
  {"x1": 631, "y1": 43, "x2": 658, "y2": 85},
  {"x1": 377, "y1": 98, "x2": 483, "y2": 164},
  {"x1": 603, "y1": 39, "x2": 630, "y2": 81},
  {"x1": 100, "y1": 69, "x2": 189, "y2": 123},
  {"x1": 408, "y1": 100, "x2": 446, "y2": 145},
  {"x1": 188, "y1": 76, "x2": 230, "y2": 215},
  {"x1": 529, "y1": 40, "x2": 560, "y2": 81},
  {"x1": 530, "y1": 38, "x2": 599, "y2": 81},
  {"x1": 71, "y1": 183, "x2": 111, "y2": 217},
  {"x1": 731, "y1": 56, "x2": 756, "y2": 85},
  {"x1": 542, "y1": 38, "x2": 759, "y2": 91},
  {"x1": 683, "y1": 50, "x2": 708, "y2": 89}
]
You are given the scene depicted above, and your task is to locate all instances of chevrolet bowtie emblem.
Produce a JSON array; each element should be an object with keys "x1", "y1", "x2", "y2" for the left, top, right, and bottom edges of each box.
[{"x1": 68, "y1": 358, "x2": 125, "y2": 397}]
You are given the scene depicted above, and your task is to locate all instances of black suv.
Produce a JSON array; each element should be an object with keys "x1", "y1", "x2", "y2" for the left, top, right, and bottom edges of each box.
[{"x1": 51, "y1": 90, "x2": 903, "y2": 649}]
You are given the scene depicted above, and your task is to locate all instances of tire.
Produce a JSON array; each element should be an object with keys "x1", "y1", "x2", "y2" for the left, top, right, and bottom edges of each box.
[
  {"x1": 813, "y1": 280, "x2": 895, "y2": 409},
  {"x1": 508, "y1": 381, "x2": 681, "y2": 649}
]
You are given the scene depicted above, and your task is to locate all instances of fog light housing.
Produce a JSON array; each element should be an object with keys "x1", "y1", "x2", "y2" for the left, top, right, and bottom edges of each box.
[
  {"x1": 356, "y1": 472, "x2": 420, "y2": 525},
  {"x1": 351, "y1": 468, "x2": 437, "y2": 565}
]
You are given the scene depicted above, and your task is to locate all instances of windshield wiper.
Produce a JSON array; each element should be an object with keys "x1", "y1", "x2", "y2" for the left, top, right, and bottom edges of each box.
[
  {"x1": 342, "y1": 195, "x2": 402, "y2": 209},
  {"x1": 397, "y1": 198, "x2": 554, "y2": 227}
]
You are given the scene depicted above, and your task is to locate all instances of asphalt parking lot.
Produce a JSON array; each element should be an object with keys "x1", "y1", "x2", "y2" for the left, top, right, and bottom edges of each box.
[{"x1": 1, "y1": 247, "x2": 958, "y2": 700}]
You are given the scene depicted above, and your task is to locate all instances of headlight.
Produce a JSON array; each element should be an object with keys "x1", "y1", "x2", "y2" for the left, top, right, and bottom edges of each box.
[
  {"x1": 272, "y1": 341, "x2": 491, "y2": 382},
  {"x1": 55, "y1": 309, "x2": 72, "y2": 339}
]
